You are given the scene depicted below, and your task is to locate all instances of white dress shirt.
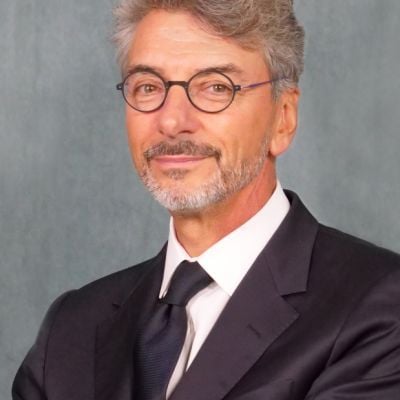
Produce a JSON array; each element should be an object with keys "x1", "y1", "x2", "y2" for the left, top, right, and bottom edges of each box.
[{"x1": 161, "y1": 182, "x2": 290, "y2": 397}]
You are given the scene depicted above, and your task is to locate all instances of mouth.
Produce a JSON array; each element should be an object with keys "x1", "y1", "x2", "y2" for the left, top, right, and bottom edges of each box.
[{"x1": 152, "y1": 155, "x2": 209, "y2": 169}]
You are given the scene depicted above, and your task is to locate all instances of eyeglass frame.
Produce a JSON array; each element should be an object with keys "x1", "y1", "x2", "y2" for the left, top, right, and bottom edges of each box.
[{"x1": 116, "y1": 69, "x2": 284, "y2": 114}]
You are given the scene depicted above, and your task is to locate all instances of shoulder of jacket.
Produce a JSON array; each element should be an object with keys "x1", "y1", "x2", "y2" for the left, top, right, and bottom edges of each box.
[
  {"x1": 47, "y1": 253, "x2": 162, "y2": 325},
  {"x1": 316, "y1": 224, "x2": 400, "y2": 270}
]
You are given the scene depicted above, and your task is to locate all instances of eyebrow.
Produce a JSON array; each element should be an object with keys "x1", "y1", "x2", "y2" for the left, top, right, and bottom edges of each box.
[
  {"x1": 124, "y1": 63, "x2": 245, "y2": 79},
  {"x1": 194, "y1": 63, "x2": 245, "y2": 76},
  {"x1": 125, "y1": 64, "x2": 163, "y2": 76}
]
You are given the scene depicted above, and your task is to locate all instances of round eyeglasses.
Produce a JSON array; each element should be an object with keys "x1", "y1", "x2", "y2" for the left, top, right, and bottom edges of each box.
[{"x1": 116, "y1": 69, "x2": 281, "y2": 114}]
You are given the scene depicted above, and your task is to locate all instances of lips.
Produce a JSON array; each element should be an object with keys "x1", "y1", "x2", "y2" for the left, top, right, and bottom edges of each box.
[{"x1": 152, "y1": 155, "x2": 208, "y2": 168}]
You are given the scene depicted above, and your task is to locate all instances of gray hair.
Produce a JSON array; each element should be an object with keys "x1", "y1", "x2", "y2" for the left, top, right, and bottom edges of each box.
[{"x1": 112, "y1": 0, "x2": 304, "y2": 97}]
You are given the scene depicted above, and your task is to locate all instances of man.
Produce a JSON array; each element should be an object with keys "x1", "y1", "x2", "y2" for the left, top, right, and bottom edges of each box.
[{"x1": 12, "y1": 0, "x2": 400, "y2": 399}]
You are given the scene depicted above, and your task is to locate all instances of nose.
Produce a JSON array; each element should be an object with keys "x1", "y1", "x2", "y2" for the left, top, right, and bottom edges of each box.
[{"x1": 156, "y1": 85, "x2": 198, "y2": 139}]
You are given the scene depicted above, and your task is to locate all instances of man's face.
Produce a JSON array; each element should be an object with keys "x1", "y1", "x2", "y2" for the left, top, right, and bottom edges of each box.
[{"x1": 125, "y1": 10, "x2": 297, "y2": 214}]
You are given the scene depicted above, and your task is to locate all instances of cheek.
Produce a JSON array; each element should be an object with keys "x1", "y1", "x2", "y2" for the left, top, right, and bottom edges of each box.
[
  {"x1": 125, "y1": 112, "x2": 152, "y2": 169},
  {"x1": 199, "y1": 116, "x2": 239, "y2": 160},
  {"x1": 209, "y1": 109, "x2": 269, "y2": 163}
]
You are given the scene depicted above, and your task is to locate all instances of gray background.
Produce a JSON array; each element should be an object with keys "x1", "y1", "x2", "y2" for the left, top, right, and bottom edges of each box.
[{"x1": 1, "y1": 0, "x2": 399, "y2": 396}]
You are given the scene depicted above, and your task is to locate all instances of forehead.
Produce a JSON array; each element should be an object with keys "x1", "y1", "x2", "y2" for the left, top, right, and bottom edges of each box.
[{"x1": 127, "y1": 10, "x2": 268, "y2": 78}]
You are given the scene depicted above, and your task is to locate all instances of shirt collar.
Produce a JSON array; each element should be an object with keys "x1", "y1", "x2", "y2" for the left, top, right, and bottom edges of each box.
[{"x1": 161, "y1": 181, "x2": 290, "y2": 297}]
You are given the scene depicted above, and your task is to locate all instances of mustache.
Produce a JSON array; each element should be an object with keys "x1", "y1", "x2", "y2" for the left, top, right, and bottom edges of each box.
[{"x1": 143, "y1": 140, "x2": 221, "y2": 161}]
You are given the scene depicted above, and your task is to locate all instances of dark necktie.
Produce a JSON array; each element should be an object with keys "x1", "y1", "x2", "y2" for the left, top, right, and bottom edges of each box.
[{"x1": 134, "y1": 260, "x2": 213, "y2": 400}]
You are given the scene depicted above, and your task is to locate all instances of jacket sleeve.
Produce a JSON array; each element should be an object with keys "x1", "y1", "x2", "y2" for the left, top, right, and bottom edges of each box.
[
  {"x1": 12, "y1": 291, "x2": 74, "y2": 400},
  {"x1": 305, "y1": 269, "x2": 400, "y2": 400}
]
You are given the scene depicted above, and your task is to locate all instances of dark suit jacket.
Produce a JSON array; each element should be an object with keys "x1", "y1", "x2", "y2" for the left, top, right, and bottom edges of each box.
[{"x1": 13, "y1": 191, "x2": 400, "y2": 400}]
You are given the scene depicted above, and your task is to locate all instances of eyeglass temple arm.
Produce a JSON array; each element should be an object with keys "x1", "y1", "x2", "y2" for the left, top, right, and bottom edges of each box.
[{"x1": 239, "y1": 78, "x2": 284, "y2": 91}]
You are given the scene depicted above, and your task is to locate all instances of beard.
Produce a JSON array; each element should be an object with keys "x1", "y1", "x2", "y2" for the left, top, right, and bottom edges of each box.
[{"x1": 138, "y1": 139, "x2": 268, "y2": 214}]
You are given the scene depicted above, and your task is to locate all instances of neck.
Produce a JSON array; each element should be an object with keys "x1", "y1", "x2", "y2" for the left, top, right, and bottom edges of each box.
[{"x1": 171, "y1": 168, "x2": 277, "y2": 257}]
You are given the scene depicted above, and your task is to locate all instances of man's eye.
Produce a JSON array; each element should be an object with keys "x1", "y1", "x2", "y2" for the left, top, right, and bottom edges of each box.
[
  {"x1": 136, "y1": 84, "x2": 159, "y2": 95},
  {"x1": 201, "y1": 82, "x2": 232, "y2": 95},
  {"x1": 212, "y1": 84, "x2": 229, "y2": 93}
]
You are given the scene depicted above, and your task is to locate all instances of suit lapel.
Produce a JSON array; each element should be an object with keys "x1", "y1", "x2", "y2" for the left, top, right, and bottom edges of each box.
[
  {"x1": 170, "y1": 192, "x2": 319, "y2": 400},
  {"x1": 170, "y1": 254, "x2": 299, "y2": 400},
  {"x1": 94, "y1": 248, "x2": 166, "y2": 400}
]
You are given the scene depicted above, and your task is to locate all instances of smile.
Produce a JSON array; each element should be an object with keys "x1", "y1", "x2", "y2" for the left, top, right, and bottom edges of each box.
[{"x1": 152, "y1": 155, "x2": 209, "y2": 169}]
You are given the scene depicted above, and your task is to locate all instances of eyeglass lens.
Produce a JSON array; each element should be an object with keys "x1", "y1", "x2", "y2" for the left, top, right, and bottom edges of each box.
[{"x1": 122, "y1": 71, "x2": 235, "y2": 113}]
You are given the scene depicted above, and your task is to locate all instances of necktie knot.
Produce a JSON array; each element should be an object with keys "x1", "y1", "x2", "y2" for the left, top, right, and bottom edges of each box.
[{"x1": 161, "y1": 260, "x2": 212, "y2": 307}]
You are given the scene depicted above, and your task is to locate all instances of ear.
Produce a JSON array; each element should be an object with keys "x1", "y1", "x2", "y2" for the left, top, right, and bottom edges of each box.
[{"x1": 269, "y1": 88, "x2": 300, "y2": 157}]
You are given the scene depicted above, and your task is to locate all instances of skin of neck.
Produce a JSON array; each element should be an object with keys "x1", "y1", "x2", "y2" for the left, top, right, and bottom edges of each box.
[{"x1": 171, "y1": 157, "x2": 277, "y2": 257}]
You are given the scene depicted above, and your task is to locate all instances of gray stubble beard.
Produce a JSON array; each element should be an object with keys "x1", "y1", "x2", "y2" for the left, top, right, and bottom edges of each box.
[{"x1": 138, "y1": 139, "x2": 269, "y2": 215}]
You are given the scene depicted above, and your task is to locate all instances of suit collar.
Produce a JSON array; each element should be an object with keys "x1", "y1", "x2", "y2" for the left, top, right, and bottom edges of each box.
[
  {"x1": 108, "y1": 244, "x2": 168, "y2": 309},
  {"x1": 265, "y1": 190, "x2": 319, "y2": 295}
]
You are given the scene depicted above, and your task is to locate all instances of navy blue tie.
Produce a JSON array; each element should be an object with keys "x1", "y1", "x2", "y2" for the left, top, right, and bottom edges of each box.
[{"x1": 134, "y1": 260, "x2": 212, "y2": 400}]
